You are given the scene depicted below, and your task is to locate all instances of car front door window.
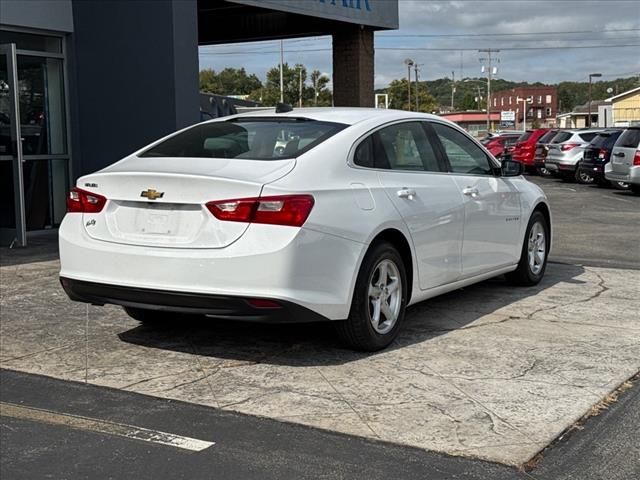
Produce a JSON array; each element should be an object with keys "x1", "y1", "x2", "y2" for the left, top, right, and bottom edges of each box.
[{"x1": 431, "y1": 123, "x2": 493, "y2": 175}]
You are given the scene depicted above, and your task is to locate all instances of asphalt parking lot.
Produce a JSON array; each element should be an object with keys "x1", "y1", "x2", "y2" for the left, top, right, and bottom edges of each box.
[{"x1": 1, "y1": 176, "x2": 639, "y2": 476}]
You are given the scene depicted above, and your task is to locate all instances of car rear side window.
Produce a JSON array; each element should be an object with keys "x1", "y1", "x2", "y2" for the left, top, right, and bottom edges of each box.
[
  {"x1": 140, "y1": 118, "x2": 346, "y2": 160},
  {"x1": 431, "y1": 123, "x2": 493, "y2": 175},
  {"x1": 355, "y1": 122, "x2": 443, "y2": 172},
  {"x1": 616, "y1": 128, "x2": 640, "y2": 148}
]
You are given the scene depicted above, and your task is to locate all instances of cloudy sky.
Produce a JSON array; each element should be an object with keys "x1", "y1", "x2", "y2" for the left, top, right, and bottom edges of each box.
[{"x1": 198, "y1": 0, "x2": 640, "y2": 88}]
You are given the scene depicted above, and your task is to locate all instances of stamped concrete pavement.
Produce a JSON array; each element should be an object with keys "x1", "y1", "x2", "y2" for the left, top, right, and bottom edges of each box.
[{"x1": 1, "y1": 255, "x2": 638, "y2": 467}]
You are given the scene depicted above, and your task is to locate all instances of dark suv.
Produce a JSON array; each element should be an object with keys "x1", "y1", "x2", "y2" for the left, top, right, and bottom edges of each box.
[
  {"x1": 533, "y1": 129, "x2": 559, "y2": 176},
  {"x1": 577, "y1": 129, "x2": 625, "y2": 187}
]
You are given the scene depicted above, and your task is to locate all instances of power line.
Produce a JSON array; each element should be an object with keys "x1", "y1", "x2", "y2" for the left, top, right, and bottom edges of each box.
[
  {"x1": 200, "y1": 44, "x2": 640, "y2": 55},
  {"x1": 379, "y1": 28, "x2": 640, "y2": 38}
]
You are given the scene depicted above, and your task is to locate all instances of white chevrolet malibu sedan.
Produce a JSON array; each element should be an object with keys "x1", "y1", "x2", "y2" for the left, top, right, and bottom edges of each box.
[{"x1": 59, "y1": 108, "x2": 551, "y2": 351}]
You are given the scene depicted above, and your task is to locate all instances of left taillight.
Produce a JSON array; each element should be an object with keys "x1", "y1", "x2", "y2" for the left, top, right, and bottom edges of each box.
[
  {"x1": 66, "y1": 187, "x2": 107, "y2": 213},
  {"x1": 206, "y1": 195, "x2": 314, "y2": 227}
]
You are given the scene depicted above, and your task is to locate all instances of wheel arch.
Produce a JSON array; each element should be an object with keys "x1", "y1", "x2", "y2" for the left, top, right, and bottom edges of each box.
[
  {"x1": 365, "y1": 228, "x2": 415, "y2": 303},
  {"x1": 532, "y1": 200, "x2": 552, "y2": 254}
]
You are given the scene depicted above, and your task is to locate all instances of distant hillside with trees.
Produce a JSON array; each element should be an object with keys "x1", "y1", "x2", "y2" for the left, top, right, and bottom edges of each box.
[
  {"x1": 200, "y1": 66, "x2": 638, "y2": 113},
  {"x1": 384, "y1": 75, "x2": 640, "y2": 113}
]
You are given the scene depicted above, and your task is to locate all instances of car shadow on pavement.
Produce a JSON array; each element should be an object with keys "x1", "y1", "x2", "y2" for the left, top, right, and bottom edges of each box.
[
  {"x1": 0, "y1": 231, "x2": 59, "y2": 267},
  {"x1": 117, "y1": 262, "x2": 586, "y2": 367}
]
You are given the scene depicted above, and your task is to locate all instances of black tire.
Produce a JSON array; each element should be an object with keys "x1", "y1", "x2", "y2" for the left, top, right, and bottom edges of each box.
[
  {"x1": 631, "y1": 184, "x2": 640, "y2": 195},
  {"x1": 123, "y1": 307, "x2": 178, "y2": 326},
  {"x1": 537, "y1": 167, "x2": 552, "y2": 177},
  {"x1": 506, "y1": 211, "x2": 549, "y2": 286},
  {"x1": 574, "y1": 165, "x2": 594, "y2": 184},
  {"x1": 336, "y1": 242, "x2": 408, "y2": 352},
  {"x1": 612, "y1": 181, "x2": 629, "y2": 190}
]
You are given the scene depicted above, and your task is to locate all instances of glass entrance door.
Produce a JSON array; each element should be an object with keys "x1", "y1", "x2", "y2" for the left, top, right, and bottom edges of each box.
[
  {"x1": 0, "y1": 37, "x2": 70, "y2": 247},
  {"x1": 0, "y1": 43, "x2": 26, "y2": 246}
]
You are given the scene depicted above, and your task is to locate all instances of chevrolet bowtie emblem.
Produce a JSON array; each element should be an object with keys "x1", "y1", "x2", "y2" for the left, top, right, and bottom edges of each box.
[{"x1": 140, "y1": 189, "x2": 164, "y2": 200}]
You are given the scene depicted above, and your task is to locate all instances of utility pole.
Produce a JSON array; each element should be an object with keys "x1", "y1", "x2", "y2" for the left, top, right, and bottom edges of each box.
[
  {"x1": 450, "y1": 71, "x2": 455, "y2": 110},
  {"x1": 414, "y1": 63, "x2": 420, "y2": 111},
  {"x1": 299, "y1": 66, "x2": 303, "y2": 108},
  {"x1": 588, "y1": 72, "x2": 602, "y2": 127},
  {"x1": 313, "y1": 75, "x2": 318, "y2": 106},
  {"x1": 279, "y1": 40, "x2": 284, "y2": 103},
  {"x1": 479, "y1": 49, "x2": 500, "y2": 132},
  {"x1": 404, "y1": 58, "x2": 414, "y2": 111}
]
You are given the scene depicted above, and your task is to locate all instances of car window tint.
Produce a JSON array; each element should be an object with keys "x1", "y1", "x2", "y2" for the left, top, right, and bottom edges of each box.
[
  {"x1": 579, "y1": 132, "x2": 598, "y2": 142},
  {"x1": 375, "y1": 122, "x2": 441, "y2": 172},
  {"x1": 538, "y1": 130, "x2": 557, "y2": 143},
  {"x1": 617, "y1": 128, "x2": 640, "y2": 148},
  {"x1": 140, "y1": 119, "x2": 346, "y2": 160},
  {"x1": 552, "y1": 131, "x2": 572, "y2": 143},
  {"x1": 432, "y1": 123, "x2": 493, "y2": 175},
  {"x1": 353, "y1": 135, "x2": 375, "y2": 168}
]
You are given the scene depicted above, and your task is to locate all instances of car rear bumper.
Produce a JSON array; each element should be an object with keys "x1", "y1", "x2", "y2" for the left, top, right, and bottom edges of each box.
[
  {"x1": 60, "y1": 277, "x2": 329, "y2": 323},
  {"x1": 59, "y1": 214, "x2": 364, "y2": 320},
  {"x1": 605, "y1": 165, "x2": 640, "y2": 185}
]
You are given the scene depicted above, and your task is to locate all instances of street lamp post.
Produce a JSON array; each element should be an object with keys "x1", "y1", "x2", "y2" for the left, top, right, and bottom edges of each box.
[
  {"x1": 404, "y1": 58, "x2": 414, "y2": 111},
  {"x1": 517, "y1": 96, "x2": 533, "y2": 131},
  {"x1": 588, "y1": 72, "x2": 602, "y2": 127}
]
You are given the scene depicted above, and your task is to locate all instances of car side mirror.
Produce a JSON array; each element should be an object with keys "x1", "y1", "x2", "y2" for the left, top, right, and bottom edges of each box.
[{"x1": 501, "y1": 159, "x2": 524, "y2": 177}]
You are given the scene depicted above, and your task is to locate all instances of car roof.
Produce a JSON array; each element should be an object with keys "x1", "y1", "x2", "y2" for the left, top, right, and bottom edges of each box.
[{"x1": 225, "y1": 107, "x2": 442, "y2": 126}]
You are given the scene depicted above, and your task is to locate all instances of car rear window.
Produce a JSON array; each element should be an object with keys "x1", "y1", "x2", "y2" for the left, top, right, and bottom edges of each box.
[
  {"x1": 551, "y1": 131, "x2": 573, "y2": 143},
  {"x1": 616, "y1": 128, "x2": 640, "y2": 148},
  {"x1": 579, "y1": 132, "x2": 598, "y2": 142},
  {"x1": 517, "y1": 131, "x2": 533, "y2": 142},
  {"x1": 590, "y1": 131, "x2": 623, "y2": 148},
  {"x1": 538, "y1": 130, "x2": 558, "y2": 143},
  {"x1": 140, "y1": 118, "x2": 347, "y2": 160}
]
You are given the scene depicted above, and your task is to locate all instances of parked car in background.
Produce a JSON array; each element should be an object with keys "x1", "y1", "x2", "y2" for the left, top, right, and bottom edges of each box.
[
  {"x1": 578, "y1": 129, "x2": 625, "y2": 187},
  {"x1": 544, "y1": 129, "x2": 602, "y2": 181},
  {"x1": 512, "y1": 129, "x2": 552, "y2": 172},
  {"x1": 481, "y1": 133, "x2": 521, "y2": 158},
  {"x1": 533, "y1": 129, "x2": 559, "y2": 177},
  {"x1": 605, "y1": 126, "x2": 640, "y2": 194}
]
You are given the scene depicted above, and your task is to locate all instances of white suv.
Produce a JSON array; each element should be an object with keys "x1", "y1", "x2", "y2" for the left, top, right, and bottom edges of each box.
[{"x1": 605, "y1": 127, "x2": 640, "y2": 194}]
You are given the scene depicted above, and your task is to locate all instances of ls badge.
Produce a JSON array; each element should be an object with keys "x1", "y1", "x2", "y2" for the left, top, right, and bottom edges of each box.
[{"x1": 141, "y1": 189, "x2": 164, "y2": 200}]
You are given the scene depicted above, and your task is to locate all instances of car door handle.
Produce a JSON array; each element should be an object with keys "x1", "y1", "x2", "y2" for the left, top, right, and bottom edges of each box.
[
  {"x1": 397, "y1": 188, "x2": 416, "y2": 199},
  {"x1": 462, "y1": 187, "x2": 479, "y2": 197},
  {"x1": 613, "y1": 151, "x2": 625, "y2": 157}
]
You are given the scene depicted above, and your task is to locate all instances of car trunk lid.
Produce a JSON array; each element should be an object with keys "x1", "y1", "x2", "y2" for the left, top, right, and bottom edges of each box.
[{"x1": 79, "y1": 157, "x2": 295, "y2": 249}]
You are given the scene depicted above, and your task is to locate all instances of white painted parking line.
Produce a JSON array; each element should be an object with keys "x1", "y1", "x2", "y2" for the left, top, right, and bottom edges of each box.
[{"x1": 0, "y1": 402, "x2": 215, "y2": 452}]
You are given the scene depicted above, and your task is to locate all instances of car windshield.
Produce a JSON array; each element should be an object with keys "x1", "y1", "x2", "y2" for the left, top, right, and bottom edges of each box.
[
  {"x1": 616, "y1": 128, "x2": 640, "y2": 148},
  {"x1": 139, "y1": 118, "x2": 347, "y2": 160}
]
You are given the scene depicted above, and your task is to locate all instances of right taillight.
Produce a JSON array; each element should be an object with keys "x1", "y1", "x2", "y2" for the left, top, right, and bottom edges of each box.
[
  {"x1": 206, "y1": 195, "x2": 314, "y2": 227},
  {"x1": 66, "y1": 187, "x2": 107, "y2": 213},
  {"x1": 634, "y1": 151, "x2": 640, "y2": 166},
  {"x1": 561, "y1": 143, "x2": 580, "y2": 151}
]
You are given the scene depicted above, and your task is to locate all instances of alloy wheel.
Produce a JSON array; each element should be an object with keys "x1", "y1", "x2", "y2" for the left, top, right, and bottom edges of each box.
[
  {"x1": 528, "y1": 221, "x2": 546, "y2": 275},
  {"x1": 368, "y1": 259, "x2": 402, "y2": 334}
]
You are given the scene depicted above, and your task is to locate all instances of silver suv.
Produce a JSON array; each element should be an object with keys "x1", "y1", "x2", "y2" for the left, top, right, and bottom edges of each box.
[
  {"x1": 605, "y1": 127, "x2": 640, "y2": 194},
  {"x1": 545, "y1": 129, "x2": 603, "y2": 181}
]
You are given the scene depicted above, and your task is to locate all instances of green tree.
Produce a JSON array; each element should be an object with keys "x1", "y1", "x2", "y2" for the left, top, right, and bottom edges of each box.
[
  {"x1": 199, "y1": 67, "x2": 262, "y2": 96},
  {"x1": 308, "y1": 70, "x2": 332, "y2": 106},
  {"x1": 385, "y1": 78, "x2": 438, "y2": 113}
]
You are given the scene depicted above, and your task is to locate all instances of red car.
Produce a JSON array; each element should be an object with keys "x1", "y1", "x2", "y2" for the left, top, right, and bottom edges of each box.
[
  {"x1": 481, "y1": 134, "x2": 521, "y2": 158},
  {"x1": 512, "y1": 129, "x2": 552, "y2": 170}
]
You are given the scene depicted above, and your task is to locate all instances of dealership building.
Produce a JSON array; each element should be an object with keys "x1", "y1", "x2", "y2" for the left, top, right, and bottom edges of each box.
[{"x1": 0, "y1": 0, "x2": 398, "y2": 246}]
